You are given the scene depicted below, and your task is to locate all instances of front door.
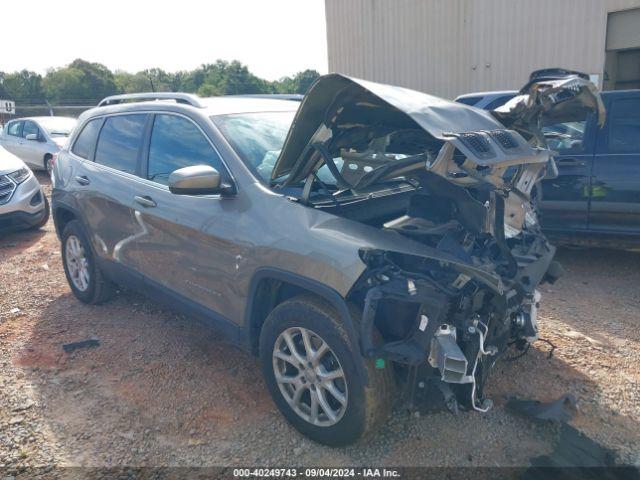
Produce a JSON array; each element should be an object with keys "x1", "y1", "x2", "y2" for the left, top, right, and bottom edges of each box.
[
  {"x1": 589, "y1": 94, "x2": 640, "y2": 234},
  {"x1": 19, "y1": 120, "x2": 47, "y2": 168},
  {"x1": 539, "y1": 115, "x2": 596, "y2": 232},
  {"x1": 132, "y1": 113, "x2": 241, "y2": 321}
]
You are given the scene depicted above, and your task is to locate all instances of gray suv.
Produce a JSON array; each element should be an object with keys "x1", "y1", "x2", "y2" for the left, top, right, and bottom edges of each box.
[{"x1": 52, "y1": 74, "x2": 603, "y2": 446}]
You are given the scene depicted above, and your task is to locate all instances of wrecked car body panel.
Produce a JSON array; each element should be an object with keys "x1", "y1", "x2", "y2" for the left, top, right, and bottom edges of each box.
[
  {"x1": 266, "y1": 71, "x2": 601, "y2": 413},
  {"x1": 492, "y1": 71, "x2": 606, "y2": 147}
]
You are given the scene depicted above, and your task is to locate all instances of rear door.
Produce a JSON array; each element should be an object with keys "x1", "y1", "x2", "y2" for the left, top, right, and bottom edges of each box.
[
  {"x1": 538, "y1": 115, "x2": 597, "y2": 231},
  {"x1": 589, "y1": 93, "x2": 640, "y2": 234},
  {"x1": 1, "y1": 120, "x2": 24, "y2": 157},
  {"x1": 71, "y1": 113, "x2": 150, "y2": 273}
]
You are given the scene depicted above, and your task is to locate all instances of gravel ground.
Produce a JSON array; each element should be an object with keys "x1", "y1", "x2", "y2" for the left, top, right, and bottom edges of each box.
[{"x1": 1, "y1": 172, "x2": 639, "y2": 473}]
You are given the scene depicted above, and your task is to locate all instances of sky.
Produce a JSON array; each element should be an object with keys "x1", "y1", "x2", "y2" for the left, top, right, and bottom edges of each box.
[{"x1": 0, "y1": 0, "x2": 328, "y2": 80}]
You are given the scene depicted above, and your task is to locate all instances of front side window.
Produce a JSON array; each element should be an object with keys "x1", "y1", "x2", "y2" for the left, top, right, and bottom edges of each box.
[
  {"x1": 94, "y1": 114, "x2": 147, "y2": 174},
  {"x1": 7, "y1": 121, "x2": 23, "y2": 137},
  {"x1": 608, "y1": 98, "x2": 640, "y2": 153},
  {"x1": 213, "y1": 111, "x2": 295, "y2": 182},
  {"x1": 542, "y1": 120, "x2": 588, "y2": 153},
  {"x1": 72, "y1": 118, "x2": 102, "y2": 160},
  {"x1": 22, "y1": 121, "x2": 40, "y2": 138},
  {"x1": 147, "y1": 114, "x2": 225, "y2": 185}
]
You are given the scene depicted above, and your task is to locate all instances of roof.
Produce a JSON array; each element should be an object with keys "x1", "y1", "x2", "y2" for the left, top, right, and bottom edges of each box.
[
  {"x1": 7, "y1": 116, "x2": 76, "y2": 122},
  {"x1": 200, "y1": 96, "x2": 300, "y2": 116},
  {"x1": 84, "y1": 95, "x2": 299, "y2": 122},
  {"x1": 600, "y1": 89, "x2": 640, "y2": 98}
]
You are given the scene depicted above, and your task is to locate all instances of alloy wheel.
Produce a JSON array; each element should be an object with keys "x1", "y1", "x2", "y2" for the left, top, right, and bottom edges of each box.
[
  {"x1": 272, "y1": 327, "x2": 348, "y2": 427},
  {"x1": 65, "y1": 235, "x2": 90, "y2": 292}
]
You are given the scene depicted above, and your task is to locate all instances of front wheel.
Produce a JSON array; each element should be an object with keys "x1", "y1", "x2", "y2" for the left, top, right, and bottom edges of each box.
[{"x1": 259, "y1": 295, "x2": 394, "y2": 446}]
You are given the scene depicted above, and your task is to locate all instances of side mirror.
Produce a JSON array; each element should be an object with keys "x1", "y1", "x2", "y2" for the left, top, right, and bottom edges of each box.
[
  {"x1": 25, "y1": 133, "x2": 40, "y2": 141},
  {"x1": 168, "y1": 165, "x2": 233, "y2": 195}
]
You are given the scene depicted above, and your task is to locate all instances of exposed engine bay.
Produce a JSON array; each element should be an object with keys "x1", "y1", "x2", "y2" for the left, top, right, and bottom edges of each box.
[{"x1": 271, "y1": 69, "x2": 604, "y2": 413}]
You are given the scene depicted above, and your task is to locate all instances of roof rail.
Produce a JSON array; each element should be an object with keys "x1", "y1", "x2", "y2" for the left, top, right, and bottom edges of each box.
[
  {"x1": 97, "y1": 92, "x2": 204, "y2": 108},
  {"x1": 225, "y1": 93, "x2": 304, "y2": 102}
]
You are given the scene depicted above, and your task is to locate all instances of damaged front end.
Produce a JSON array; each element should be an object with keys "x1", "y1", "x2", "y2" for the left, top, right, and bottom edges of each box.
[{"x1": 271, "y1": 71, "x2": 603, "y2": 414}]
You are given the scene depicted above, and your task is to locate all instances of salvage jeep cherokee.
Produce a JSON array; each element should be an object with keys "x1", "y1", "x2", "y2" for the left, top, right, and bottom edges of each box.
[{"x1": 52, "y1": 71, "x2": 603, "y2": 446}]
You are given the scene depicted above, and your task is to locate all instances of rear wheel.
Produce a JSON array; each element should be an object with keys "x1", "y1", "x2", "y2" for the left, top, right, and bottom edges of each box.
[
  {"x1": 44, "y1": 155, "x2": 53, "y2": 176},
  {"x1": 61, "y1": 220, "x2": 115, "y2": 304},
  {"x1": 259, "y1": 295, "x2": 394, "y2": 446}
]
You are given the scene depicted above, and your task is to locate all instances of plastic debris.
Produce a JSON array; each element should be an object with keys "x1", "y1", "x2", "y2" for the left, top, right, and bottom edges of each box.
[{"x1": 62, "y1": 339, "x2": 100, "y2": 353}]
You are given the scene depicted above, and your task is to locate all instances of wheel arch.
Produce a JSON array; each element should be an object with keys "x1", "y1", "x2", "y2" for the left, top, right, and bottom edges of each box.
[
  {"x1": 52, "y1": 203, "x2": 80, "y2": 239},
  {"x1": 245, "y1": 268, "x2": 368, "y2": 383}
]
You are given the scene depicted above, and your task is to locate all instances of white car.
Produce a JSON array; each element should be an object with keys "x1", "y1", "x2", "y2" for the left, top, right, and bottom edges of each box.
[
  {"x1": 0, "y1": 148, "x2": 49, "y2": 231},
  {"x1": 454, "y1": 90, "x2": 517, "y2": 110},
  {"x1": 0, "y1": 116, "x2": 77, "y2": 175}
]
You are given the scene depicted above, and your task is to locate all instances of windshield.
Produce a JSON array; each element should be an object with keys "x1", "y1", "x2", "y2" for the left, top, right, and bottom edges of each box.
[
  {"x1": 455, "y1": 96, "x2": 482, "y2": 106},
  {"x1": 37, "y1": 117, "x2": 77, "y2": 137},
  {"x1": 213, "y1": 111, "x2": 295, "y2": 182}
]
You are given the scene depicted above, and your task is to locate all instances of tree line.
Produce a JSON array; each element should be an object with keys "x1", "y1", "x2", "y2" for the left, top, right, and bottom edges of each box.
[{"x1": 0, "y1": 59, "x2": 321, "y2": 105}]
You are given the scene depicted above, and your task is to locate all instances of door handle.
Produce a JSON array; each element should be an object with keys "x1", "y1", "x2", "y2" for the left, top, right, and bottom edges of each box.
[
  {"x1": 556, "y1": 158, "x2": 586, "y2": 167},
  {"x1": 134, "y1": 195, "x2": 157, "y2": 208},
  {"x1": 74, "y1": 175, "x2": 90, "y2": 186}
]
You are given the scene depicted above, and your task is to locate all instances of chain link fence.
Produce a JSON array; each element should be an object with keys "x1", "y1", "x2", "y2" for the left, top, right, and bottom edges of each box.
[{"x1": 1, "y1": 100, "x2": 97, "y2": 127}]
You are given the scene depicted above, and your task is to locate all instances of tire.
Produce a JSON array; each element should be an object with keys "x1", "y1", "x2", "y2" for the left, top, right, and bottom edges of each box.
[
  {"x1": 259, "y1": 294, "x2": 394, "y2": 446},
  {"x1": 44, "y1": 155, "x2": 53, "y2": 176},
  {"x1": 31, "y1": 195, "x2": 50, "y2": 230},
  {"x1": 61, "y1": 219, "x2": 115, "y2": 304}
]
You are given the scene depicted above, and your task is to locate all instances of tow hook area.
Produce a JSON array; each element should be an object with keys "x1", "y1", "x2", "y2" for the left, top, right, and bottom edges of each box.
[
  {"x1": 427, "y1": 321, "x2": 498, "y2": 413},
  {"x1": 428, "y1": 325, "x2": 468, "y2": 383}
]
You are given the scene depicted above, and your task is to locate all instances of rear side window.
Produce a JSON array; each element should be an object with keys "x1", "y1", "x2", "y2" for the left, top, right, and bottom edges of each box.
[
  {"x1": 608, "y1": 98, "x2": 640, "y2": 153},
  {"x1": 72, "y1": 119, "x2": 102, "y2": 160},
  {"x1": 7, "y1": 121, "x2": 23, "y2": 137},
  {"x1": 146, "y1": 114, "x2": 224, "y2": 185},
  {"x1": 95, "y1": 114, "x2": 147, "y2": 174}
]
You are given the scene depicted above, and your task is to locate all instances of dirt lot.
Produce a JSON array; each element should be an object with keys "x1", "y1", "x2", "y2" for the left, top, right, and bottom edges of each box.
[{"x1": 1, "y1": 172, "x2": 639, "y2": 472}]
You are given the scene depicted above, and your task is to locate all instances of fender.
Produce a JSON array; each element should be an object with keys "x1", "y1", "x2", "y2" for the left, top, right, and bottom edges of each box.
[
  {"x1": 245, "y1": 267, "x2": 369, "y2": 385},
  {"x1": 51, "y1": 198, "x2": 87, "y2": 240}
]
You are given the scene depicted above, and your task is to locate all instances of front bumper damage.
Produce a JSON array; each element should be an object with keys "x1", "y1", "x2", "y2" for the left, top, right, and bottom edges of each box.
[{"x1": 356, "y1": 238, "x2": 558, "y2": 413}]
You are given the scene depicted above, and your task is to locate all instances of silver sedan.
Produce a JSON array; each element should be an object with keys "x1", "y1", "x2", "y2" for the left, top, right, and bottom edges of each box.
[{"x1": 0, "y1": 116, "x2": 77, "y2": 174}]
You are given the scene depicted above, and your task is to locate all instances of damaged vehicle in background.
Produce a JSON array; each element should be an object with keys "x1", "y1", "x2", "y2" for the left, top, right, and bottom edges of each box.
[{"x1": 51, "y1": 70, "x2": 604, "y2": 446}]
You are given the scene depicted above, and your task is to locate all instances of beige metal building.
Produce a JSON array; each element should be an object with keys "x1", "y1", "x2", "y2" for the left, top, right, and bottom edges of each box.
[{"x1": 325, "y1": 0, "x2": 640, "y2": 98}]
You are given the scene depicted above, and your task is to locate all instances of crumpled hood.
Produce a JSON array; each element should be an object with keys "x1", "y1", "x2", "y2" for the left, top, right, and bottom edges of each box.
[
  {"x1": 271, "y1": 74, "x2": 506, "y2": 182},
  {"x1": 492, "y1": 73, "x2": 606, "y2": 147},
  {"x1": 271, "y1": 72, "x2": 605, "y2": 185},
  {"x1": 270, "y1": 71, "x2": 603, "y2": 240}
]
